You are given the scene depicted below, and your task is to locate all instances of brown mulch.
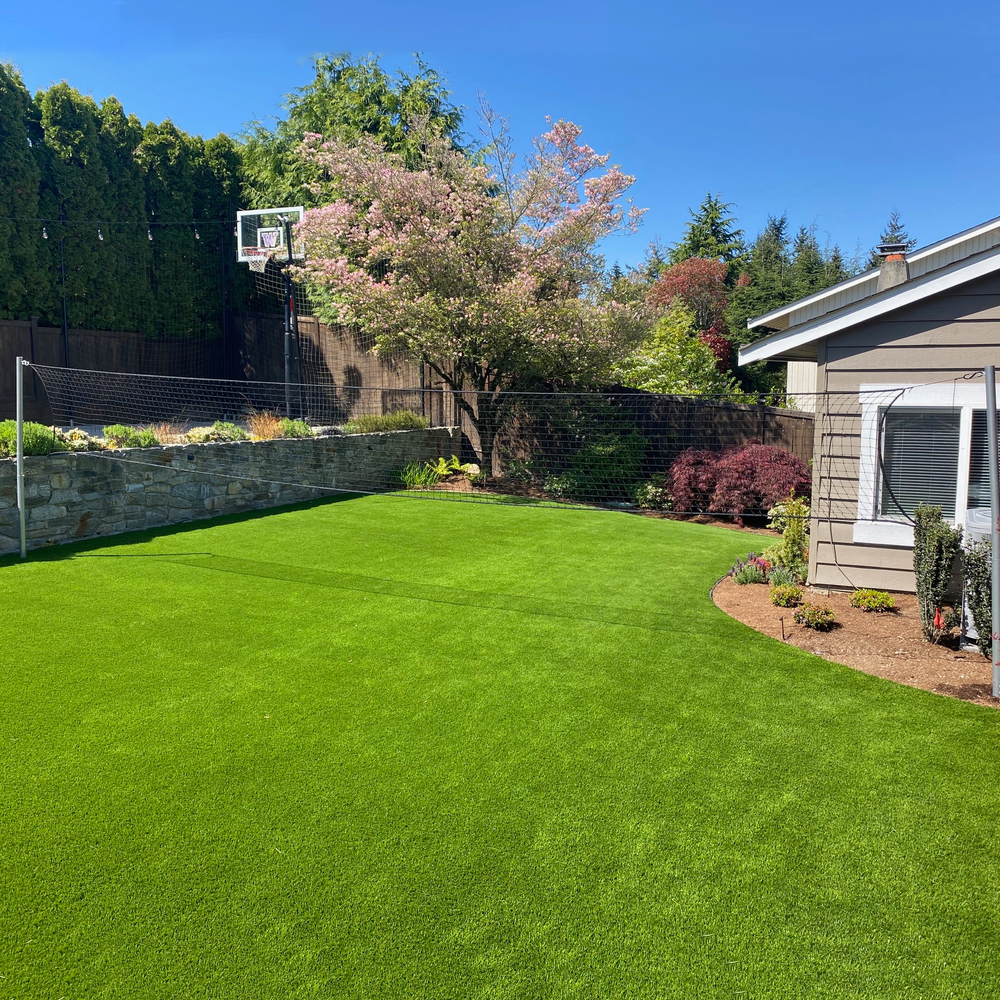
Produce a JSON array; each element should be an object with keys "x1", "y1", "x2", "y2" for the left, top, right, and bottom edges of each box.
[{"x1": 713, "y1": 576, "x2": 1000, "y2": 708}]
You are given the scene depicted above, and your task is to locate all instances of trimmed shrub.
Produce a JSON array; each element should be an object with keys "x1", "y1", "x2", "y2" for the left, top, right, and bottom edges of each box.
[
  {"x1": 137, "y1": 429, "x2": 160, "y2": 447},
  {"x1": 849, "y1": 589, "x2": 896, "y2": 613},
  {"x1": 964, "y1": 536, "x2": 991, "y2": 658},
  {"x1": 709, "y1": 444, "x2": 811, "y2": 523},
  {"x1": 667, "y1": 448, "x2": 718, "y2": 513},
  {"x1": 343, "y1": 410, "x2": 429, "y2": 434},
  {"x1": 793, "y1": 603, "x2": 836, "y2": 631},
  {"x1": 770, "y1": 584, "x2": 803, "y2": 607},
  {"x1": 543, "y1": 431, "x2": 647, "y2": 502},
  {"x1": 913, "y1": 504, "x2": 963, "y2": 642},
  {"x1": 0, "y1": 420, "x2": 68, "y2": 458}
]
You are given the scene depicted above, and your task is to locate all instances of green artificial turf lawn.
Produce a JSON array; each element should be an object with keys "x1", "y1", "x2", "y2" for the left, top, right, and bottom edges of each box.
[{"x1": 3, "y1": 495, "x2": 1000, "y2": 998}]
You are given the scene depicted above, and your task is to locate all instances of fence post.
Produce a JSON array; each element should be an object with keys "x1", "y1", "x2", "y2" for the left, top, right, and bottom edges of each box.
[{"x1": 16, "y1": 356, "x2": 26, "y2": 560}]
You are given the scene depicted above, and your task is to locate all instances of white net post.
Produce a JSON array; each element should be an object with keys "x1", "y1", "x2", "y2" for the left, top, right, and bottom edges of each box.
[{"x1": 16, "y1": 356, "x2": 26, "y2": 559}]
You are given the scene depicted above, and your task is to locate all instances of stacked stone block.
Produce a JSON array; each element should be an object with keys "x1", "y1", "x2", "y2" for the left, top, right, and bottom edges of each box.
[{"x1": 0, "y1": 428, "x2": 456, "y2": 555}]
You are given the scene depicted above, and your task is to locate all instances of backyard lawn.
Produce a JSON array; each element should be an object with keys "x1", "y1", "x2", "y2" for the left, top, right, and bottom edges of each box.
[{"x1": 2, "y1": 495, "x2": 999, "y2": 998}]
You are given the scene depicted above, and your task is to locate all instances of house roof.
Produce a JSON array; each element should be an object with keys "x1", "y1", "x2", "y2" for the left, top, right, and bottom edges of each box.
[{"x1": 738, "y1": 215, "x2": 1000, "y2": 366}]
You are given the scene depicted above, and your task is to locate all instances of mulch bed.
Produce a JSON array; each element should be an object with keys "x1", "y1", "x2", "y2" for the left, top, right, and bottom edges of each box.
[{"x1": 713, "y1": 576, "x2": 1000, "y2": 708}]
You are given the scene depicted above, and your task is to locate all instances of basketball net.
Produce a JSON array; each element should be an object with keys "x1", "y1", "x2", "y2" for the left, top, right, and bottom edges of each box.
[{"x1": 243, "y1": 248, "x2": 273, "y2": 273}]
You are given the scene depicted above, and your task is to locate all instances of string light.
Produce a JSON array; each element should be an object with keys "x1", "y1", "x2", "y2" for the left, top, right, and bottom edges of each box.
[
  {"x1": 42, "y1": 226, "x2": 48, "y2": 239},
  {"x1": 147, "y1": 228, "x2": 153, "y2": 241},
  {"x1": 194, "y1": 228, "x2": 200, "y2": 240},
  {"x1": 98, "y1": 228, "x2": 104, "y2": 241}
]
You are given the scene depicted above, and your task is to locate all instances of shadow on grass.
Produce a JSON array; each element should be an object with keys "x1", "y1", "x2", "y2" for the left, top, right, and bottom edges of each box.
[
  {"x1": 0, "y1": 492, "x2": 363, "y2": 568},
  {"x1": 164, "y1": 551, "x2": 757, "y2": 637}
]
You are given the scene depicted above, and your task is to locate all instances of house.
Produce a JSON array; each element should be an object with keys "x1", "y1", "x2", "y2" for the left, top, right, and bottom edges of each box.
[{"x1": 738, "y1": 216, "x2": 1000, "y2": 593}]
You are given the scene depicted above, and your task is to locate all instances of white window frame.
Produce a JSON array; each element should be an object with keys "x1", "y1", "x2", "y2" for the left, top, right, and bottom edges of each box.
[{"x1": 854, "y1": 382, "x2": 988, "y2": 547}]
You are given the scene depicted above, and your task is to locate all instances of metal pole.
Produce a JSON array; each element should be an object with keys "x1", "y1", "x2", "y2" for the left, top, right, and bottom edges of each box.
[
  {"x1": 282, "y1": 270, "x2": 293, "y2": 418},
  {"x1": 281, "y1": 215, "x2": 293, "y2": 418},
  {"x1": 985, "y1": 365, "x2": 1000, "y2": 697},
  {"x1": 16, "y1": 356, "x2": 26, "y2": 560}
]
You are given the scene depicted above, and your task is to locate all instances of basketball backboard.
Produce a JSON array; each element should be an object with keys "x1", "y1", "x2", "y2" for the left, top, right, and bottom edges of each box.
[{"x1": 236, "y1": 206, "x2": 306, "y2": 264}]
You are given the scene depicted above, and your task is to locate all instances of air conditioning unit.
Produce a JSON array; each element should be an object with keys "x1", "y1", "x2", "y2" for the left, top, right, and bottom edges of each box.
[{"x1": 963, "y1": 508, "x2": 992, "y2": 646}]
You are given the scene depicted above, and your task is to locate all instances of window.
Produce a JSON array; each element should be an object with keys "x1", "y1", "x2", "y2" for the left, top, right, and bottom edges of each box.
[
  {"x1": 878, "y1": 408, "x2": 961, "y2": 519},
  {"x1": 855, "y1": 384, "x2": 997, "y2": 547}
]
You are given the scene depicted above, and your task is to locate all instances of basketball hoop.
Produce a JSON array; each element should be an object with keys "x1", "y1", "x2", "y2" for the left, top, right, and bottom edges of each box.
[{"x1": 243, "y1": 247, "x2": 273, "y2": 273}]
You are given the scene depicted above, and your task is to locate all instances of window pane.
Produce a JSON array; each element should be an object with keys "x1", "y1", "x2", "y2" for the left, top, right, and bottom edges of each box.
[
  {"x1": 880, "y1": 408, "x2": 960, "y2": 519},
  {"x1": 969, "y1": 410, "x2": 998, "y2": 509}
]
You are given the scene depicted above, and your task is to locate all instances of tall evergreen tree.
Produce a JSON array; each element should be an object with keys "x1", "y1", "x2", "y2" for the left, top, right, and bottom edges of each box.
[
  {"x1": 33, "y1": 82, "x2": 111, "y2": 329},
  {"x1": 669, "y1": 193, "x2": 745, "y2": 265},
  {"x1": 866, "y1": 210, "x2": 917, "y2": 268},
  {"x1": 0, "y1": 63, "x2": 43, "y2": 321},
  {"x1": 788, "y1": 225, "x2": 826, "y2": 297},
  {"x1": 241, "y1": 53, "x2": 464, "y2": 209},
  {"x1": 97, "y1": 96, "x2": 153, "y2": 332}
]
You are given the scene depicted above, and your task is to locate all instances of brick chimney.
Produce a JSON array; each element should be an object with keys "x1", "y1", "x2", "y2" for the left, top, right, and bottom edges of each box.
[{"x1": 876, "y1": 242, "x2": 910, "y2": 292}]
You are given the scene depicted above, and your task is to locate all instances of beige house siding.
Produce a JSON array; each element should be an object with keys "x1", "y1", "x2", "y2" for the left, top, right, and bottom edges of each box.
[{"x1": 809, "y1": 271, "x2": 1000, "y2": 592}]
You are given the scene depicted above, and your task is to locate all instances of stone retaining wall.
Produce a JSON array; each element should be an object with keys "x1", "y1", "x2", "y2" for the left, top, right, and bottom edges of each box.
[{"x1": 0, "y1": 428, "x2": 456, "y2": 555}]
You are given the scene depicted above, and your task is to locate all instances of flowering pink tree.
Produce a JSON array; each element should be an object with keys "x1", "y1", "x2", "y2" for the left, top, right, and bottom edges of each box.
[{"x1": 292, "y1": 110, "x2": 646, "y2": 477}]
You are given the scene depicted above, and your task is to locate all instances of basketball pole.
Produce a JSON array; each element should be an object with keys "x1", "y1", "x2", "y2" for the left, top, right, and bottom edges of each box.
[
  {"x1": 281, "y1": 215, "x2": 294, "y2": 418},
  {"x1": 16, "y1": 356, "x2": 27, "y2": 560}
]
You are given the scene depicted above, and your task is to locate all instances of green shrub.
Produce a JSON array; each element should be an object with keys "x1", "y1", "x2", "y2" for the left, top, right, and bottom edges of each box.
[
  {"x1": 730, "y1": 553, "x2": 771, "y2": 585},
  {"x1": 102, "y1": 424, "x2": 142, "y2": 448},
  {"x1": 544, "y1": 431, "x2": 648, "y2": 502},
  {"x1": 343, "y1": 410, "x2": 429, "y2": 434},
  {"x1": 279, "y1": 418, "x2": 313, "y2": 438},
  {"x1": 187, "y1": 421, "x2": 249, "y2": 443},
  {"x1": 767, "y1": 566, "x2": 796, "y2": 587},
  {"x1": 502, "y1": 457, "x2": 534, "y2": 483},
  {"x1": 913, "y1": 504, "x2": 963, "y2": 642},
  {"x1": 770, "y1": 584, "x2": 803, "y2": 607},
  {"x1": 396, "y1": 461, "x2": 442, "y2": 489},
  {"x1": 137, "y1": 428, "x2": 160, "y2": 447},
  {"x1": 0, "y1": 420, "x2": 68, "y2": 458},
  {"x1": 793, "y1": 603, "x2": 836, "y2": 631},
  {"x1": 426, "y1": 455, "x2": 472, "y2": 478},
  {"x1": 763, "y1": 491, "x2": 810, "y2": 583},
  {"x1": 62, "y1": 427, "x2": 102, "y2": 451},
  {"x1": 849, "y1": 589, "x2": 896, "y2": 613},
  {"x1": 634, "y1": 481, "x2": 671, "y2": 510},
  {"x1": 964, "y1": 537, "x2": 992, "y2": 658}
]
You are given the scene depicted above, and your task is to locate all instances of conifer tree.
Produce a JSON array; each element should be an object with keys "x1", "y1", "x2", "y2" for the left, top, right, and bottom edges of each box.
[
  {"x1": 669, "y1": 193, "x2": 745, "y2": 265},
  {"x1": 788, "y1": 225, "x2": 826, "y2": 297},
  {"x1": 34, "y1": 82, "x2": 110, "y2": 329},
  {"x1": 0, "y1": 64, "x2": 43, "y2": 321},
  {"x1": 866, "y1": 210, "x2": 917, "y2": 269}
]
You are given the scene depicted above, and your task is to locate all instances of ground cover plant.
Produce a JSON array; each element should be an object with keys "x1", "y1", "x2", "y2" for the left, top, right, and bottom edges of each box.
[
  {"x1": 3, "y1": 499, "x2": 1000, "y2": 997},
  {"x1": 342, "y1": 410, "x2": 429, "y2": 434}
]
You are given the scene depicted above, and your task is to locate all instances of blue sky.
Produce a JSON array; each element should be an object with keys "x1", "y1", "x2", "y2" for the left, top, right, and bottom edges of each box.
[{"x1": 4, "y1": 0, "x2": 999, "y2": 269}]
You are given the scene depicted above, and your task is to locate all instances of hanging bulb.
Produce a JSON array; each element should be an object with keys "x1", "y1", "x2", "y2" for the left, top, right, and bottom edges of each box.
[
  {"x1": 147, "y1": 228, "x2": 153, "y2": 241},
  {"x1": 42, "y1": 226, "x2": 48, "y2": 239},
  {"x1": 194, "y1": 228, "x2": 200, "y2": 240},
  {"x1": 98, "y1": 228, "x2": 104, "y2": 241}
]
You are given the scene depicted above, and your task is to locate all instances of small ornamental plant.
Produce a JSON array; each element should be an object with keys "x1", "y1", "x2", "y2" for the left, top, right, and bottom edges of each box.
[
  {"x1": 849, "y1": 589, "x2": 896, "y2": 613},
  {"x1": 793, "y1": 603, "x2": 836, "y2": 631},
  {"x1": 730, "y1": 553, "x2": 772, "y2": 585},
  {"x1": 770, "y1": 584, "x2": 803, "y2": 607}
]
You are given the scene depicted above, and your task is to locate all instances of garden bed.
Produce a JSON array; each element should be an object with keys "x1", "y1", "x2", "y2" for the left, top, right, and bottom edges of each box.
[{"x1": 713, "y1": 575, "x2": 999, "y2": 707}]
